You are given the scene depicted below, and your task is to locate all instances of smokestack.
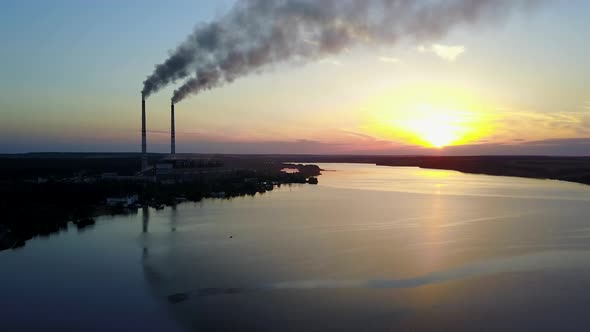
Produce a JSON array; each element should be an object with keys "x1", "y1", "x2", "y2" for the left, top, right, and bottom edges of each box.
[
  {"x1": 141, "y1": 96, "x2": 148, "y2": 170},
  {"x1": 171, "y1": 102, "x2": 176, "y2": 155}
]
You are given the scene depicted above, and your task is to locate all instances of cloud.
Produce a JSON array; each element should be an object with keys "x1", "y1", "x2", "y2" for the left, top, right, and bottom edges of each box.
[
  {"x1": 491, "y1": 111, "x2": 590, "y2": 138},
  {"x1": 523, "y1": 137, "x2": 590, "y2": 147},
  {"x1": 340, "y1": 130, "x2": 378, "y2": 141},
  {"x1": 378, "y1": 56, "x2": 401, "y2": 64},
  {"x1": 418, "y1": 44, "x2": 466, "y2": 61},
  {"x1": 448, "y1": 138, "x2": 590, "y2": 156},
  {"x1": 319, "y1": 58, "x2": 344, "y2": 66}
]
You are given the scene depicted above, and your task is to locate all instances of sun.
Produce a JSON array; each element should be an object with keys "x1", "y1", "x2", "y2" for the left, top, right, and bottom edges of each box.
[
  {"x1": 361, "y1": 86, "x2": 493, "y2": 148},
  {"x1": 396, "y1": 104, "x2": 465, "y2": 148}
]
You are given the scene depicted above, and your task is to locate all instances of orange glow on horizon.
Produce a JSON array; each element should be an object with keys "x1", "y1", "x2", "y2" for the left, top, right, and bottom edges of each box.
[{"x1": 361, "y1": 85, "x2": 494, "y2": 148}]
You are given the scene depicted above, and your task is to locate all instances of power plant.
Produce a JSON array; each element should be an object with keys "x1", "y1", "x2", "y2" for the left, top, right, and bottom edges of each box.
[
  {"x1": 138, "y1": 96, "x2": 227, "y2": 181},
  {"x1": 138, "y1": 97, "x2": 177, "y2": 173}
]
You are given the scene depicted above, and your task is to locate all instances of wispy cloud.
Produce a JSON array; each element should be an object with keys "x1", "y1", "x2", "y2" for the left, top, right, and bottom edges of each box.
[
  {"x1": 489, "y1": 111, "x2": 590, "y2": 140},
  {"x1": 319, "y1": 58, "x2": 343, "y2": 66},
  {"x1": 418, "y1": 44, "x2": 466, "y2": 62},
  {"x1": 378, "y1": 56, "x2": 401, "y2": 64}
]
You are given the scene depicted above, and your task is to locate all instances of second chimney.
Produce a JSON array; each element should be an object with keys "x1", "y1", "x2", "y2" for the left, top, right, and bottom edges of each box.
[
  {"x1": 171, "y1": 102, "x2": 176, "y2": 155},
  {"x1": 141, "y1": 96, "x2": 148, "y2": 170}
]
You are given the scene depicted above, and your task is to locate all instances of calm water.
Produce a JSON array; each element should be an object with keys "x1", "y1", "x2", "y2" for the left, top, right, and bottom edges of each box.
[{"x1": 2, "y1": 164, "x2": 590, "y2": 331}]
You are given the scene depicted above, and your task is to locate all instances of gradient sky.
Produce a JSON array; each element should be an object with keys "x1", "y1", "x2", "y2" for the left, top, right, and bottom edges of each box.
[{"x1": 1, "y1": 0, "x2": 589, "y2": 155}]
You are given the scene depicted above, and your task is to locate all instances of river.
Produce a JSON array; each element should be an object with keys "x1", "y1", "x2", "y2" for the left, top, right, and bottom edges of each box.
[{"x1": 2, "y1": 163, "x2": 590, "y2": 331}]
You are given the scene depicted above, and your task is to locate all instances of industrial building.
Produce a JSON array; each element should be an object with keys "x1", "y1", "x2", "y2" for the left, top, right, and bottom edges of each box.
[{"x1": 138, "y1": 96, "x2": 225, "y2": 182}]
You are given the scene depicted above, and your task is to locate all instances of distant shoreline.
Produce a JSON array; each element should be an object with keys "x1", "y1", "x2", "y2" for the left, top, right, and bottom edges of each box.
[
  {"x1": 376, "y1": 157, "x2": 590, "y2": 186},
  {"x1": 380, "y1": 165, "x2": 590, "y2": 187},
  {"x1": 275, "y1": 155, "x2": 590, "y2": 187}
]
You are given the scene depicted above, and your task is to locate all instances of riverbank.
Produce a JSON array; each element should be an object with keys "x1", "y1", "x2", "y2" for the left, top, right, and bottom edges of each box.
[
  {"x1": 0, "y1": 154, "x2": 321, "y2": 251},
  {"x1": 375, "y1": 156, "x2": 590, "y2": 186}
]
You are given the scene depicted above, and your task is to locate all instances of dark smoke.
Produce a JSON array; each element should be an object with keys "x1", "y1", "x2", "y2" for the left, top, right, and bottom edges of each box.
[{"x1": 140, "y1": 0, "x2": 542, "y2": 103}]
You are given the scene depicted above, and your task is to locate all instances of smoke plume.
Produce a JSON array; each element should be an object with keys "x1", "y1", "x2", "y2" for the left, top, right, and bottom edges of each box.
[{"x1": 141, "y1": 0, "x2": 542, "y2": 103}]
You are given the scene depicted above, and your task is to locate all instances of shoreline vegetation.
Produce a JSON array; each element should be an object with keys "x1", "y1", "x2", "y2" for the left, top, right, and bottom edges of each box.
[
  {"x1": 2, "y1": 153, "x2": 590, "y2": 251},
  {"x1": 0, "y1": 154, "x2": 321, "y2": 251}
]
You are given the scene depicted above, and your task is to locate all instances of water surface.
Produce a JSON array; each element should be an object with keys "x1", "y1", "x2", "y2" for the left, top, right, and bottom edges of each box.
[{"x1": 2, "y1": 164, "x2": 590, "y2": 331}]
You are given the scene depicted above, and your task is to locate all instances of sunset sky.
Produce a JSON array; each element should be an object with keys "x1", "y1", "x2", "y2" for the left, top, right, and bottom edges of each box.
[{"x1": 1, "y1": 0, "x2": 589, "y2": 155}]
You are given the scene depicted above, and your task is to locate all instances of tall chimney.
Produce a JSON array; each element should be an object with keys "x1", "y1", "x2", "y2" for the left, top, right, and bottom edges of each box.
[
  {"x1": 171, "y1": 101, "x2": 176, "y2": 155},
  {"x1": 141, "y1": 96, "x2": 148, "y2": 170}
]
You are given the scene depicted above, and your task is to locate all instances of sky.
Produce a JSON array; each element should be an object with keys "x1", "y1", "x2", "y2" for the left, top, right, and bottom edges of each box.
[{"x1": 0, "y1": 0, "x2": 589, "y2": 155}]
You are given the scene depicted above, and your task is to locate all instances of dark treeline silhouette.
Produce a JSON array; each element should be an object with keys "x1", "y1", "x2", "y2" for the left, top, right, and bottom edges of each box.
[
  {"x1": 0, "y1": 153, "x2": 162, "y2": 179},
  {"x1": 0, "y1": 154, "x2": 320, "y2": 251}
]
